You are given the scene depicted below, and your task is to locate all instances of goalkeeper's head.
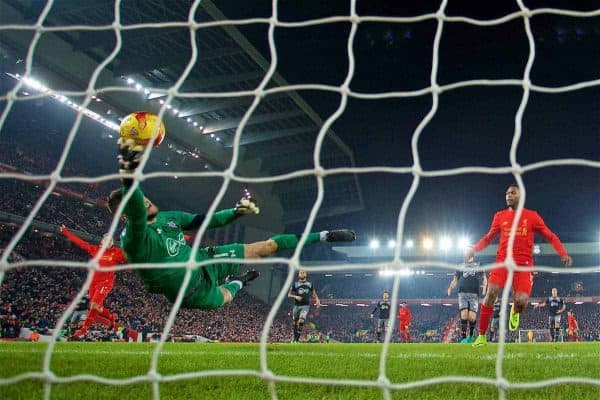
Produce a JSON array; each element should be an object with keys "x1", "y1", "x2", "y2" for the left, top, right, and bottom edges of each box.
[
  {"x1": 382, "y1": 291, "x2": 389, "y2": 301},
  {"x1": 107, "y1": 189, "x2": 159, "y2": 220}
]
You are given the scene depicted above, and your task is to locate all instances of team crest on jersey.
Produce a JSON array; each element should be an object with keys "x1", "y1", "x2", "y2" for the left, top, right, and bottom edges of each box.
[
  {"x1": 165, "y1": 232, "x2": 186, "y2": 256},
  {"x1": 167, "y1": 221, "x2": 178, "y2": 229}
]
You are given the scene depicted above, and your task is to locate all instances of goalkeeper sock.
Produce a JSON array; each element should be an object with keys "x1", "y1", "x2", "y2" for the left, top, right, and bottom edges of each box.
[
  {"x1": 478, "y1": 304, "x2": 493, "y2": 335},
  {"x1": 550, "y1": 328, "x2": 555, "y2": 341},
  {"x1": 221, "y1": 281, "x2": 242, "y2": 299},
  {"x1": 376, "y1": 331, "x2": 381, "y2": 341},
  {"x1": 460, "y1": 318, "x2": 468, "y2": 339},
  {"x1": 554, "y1": 328, "x2": 560, "y2": 341},
  {"x1": 270, "y1": 233, "x2": 323, "y2": 251},
  {"x1": 469, "y1": 320, "x2": 476, "y2": 337}
]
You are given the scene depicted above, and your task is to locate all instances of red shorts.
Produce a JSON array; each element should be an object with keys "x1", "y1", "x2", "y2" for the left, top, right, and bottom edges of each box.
[
  {"x1": 488, "y1": 266, "x2": 533, "y2": 296},
  {"x1": 399, "y1": 322, "x2": 410, "y2": 331},
  {"x1": 89, "y1": 283, "x2": 113, "y2": 305}
]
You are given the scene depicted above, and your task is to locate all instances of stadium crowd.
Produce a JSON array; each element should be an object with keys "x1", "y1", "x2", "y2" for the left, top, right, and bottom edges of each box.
[
  {"x1": 519, "y1": 303, "x2": 600, "y2": 341},
  {"x1": 0, "y1": 179, "x2": 112, "y2": 237},
  {"x1": 0, "y1": 225, "x2": 292, "y2": 342},
  {"x1": 0, "y1": 140, "x2": 112, "y2": 199},
  {"x1": 1, "y1": 223, "x2": 598, "y2": 343},
  {"x1": 315, "y1": 271, "x2": 598, "y2": 300}
]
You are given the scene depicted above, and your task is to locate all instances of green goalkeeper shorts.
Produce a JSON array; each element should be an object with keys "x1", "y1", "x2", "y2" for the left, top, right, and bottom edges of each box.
[{"x1": 180, "y1": 243, "x2": 245, "y2": 310}]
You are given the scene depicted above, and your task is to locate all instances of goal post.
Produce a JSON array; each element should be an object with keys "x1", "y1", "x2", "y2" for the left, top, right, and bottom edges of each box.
[{"x1": 518, "y1": 329, "x2": 563, "y2": 343}]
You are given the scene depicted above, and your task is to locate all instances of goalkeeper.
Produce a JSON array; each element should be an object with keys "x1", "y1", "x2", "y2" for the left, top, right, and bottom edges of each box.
[{"x1": 108, "y1": 139, "x2": 356, "y2": 310}]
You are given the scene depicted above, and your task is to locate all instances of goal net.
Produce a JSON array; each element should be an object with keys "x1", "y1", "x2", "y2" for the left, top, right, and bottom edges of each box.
[
  {"x1": 0, "y1": 0, "x2": 599, "y2": 399},
  {"x1": 517, "y1": 329, "x2": 561, "y2": 343}
]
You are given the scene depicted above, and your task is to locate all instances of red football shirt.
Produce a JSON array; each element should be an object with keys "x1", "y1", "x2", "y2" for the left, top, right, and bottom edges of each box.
[
  {"x1": 568, "y1": 315, "x2": 577, "y2": 329},
  {"x1": 61, "y1": 227, "x2": 127, "y2": 284},
  {"x1": 397, "y1": 307, "x2": 412, "y2": 323},
  {"x1": 474, "y1": 208, "x2": 567, "y2": 265}
]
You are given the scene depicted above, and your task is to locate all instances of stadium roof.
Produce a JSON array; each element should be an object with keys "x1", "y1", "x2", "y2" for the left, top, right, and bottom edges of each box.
[{"x1": 0, "y1": 0, "x2": 363, "y2": 224}]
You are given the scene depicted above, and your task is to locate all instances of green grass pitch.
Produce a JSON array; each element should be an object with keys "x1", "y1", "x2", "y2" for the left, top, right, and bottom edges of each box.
[{"x1": 0, "y1": 342, "x2": 598, "y2": 399}]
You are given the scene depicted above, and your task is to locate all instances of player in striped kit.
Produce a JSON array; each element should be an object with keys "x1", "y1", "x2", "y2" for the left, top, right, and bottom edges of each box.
[
  {"x1": 370, "y1": 290, "x2": 391, "y2": 343},
  {"x1": 534, "y1": 288, "x2": 566, "y2": 342},
  {"x1": 447, "y1": 259, "x2": 487, "y2": 343},
  {"x1": 288, "y1": 269, "x2": 321, "y2": 343}
]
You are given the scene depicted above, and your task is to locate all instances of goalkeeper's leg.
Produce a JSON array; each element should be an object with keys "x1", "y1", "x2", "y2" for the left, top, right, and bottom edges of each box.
[
  {"x1": 180, "y1": 262, "x2": 259, "y2": 310},
  {"x1": 244, "y1": 230, "x2": 356, "y2": 258}
]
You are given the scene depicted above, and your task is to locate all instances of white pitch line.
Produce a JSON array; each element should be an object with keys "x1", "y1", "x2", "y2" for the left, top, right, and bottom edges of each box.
[{"x1": 0, "y1": 348, "x2": 598, "y2": 361}]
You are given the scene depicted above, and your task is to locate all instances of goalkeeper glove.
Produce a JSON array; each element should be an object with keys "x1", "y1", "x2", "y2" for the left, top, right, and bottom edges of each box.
[
  {"x1": 117, "y1": 138, "x2": 145, "y2": 175},
  {"x1": 235, "y1": 196, "x2": 260, "y2": 215}
]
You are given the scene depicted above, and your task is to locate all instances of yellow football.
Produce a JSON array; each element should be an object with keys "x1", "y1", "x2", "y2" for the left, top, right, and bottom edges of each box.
[{"x1": 119, "y1": 111, "x2": 166, "y2": 148}]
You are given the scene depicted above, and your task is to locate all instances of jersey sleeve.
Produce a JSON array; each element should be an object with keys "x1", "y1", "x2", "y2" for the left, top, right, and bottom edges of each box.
[
  {"x1": 474, "y1": 212, "x2": 501, "y2": 252},
  {"x1": 372, "y1": 301, "x2": 380, "y2": 314},
  {"x1": 121, "y1": 185, "x2": 148, "y2": 258},
  {"x1": 207, "y1": 209, "x2": 240, "y2": 229},
  {"x1": 183, "y1": 209, "x2": 240, "y2": 231},
  {"x1": 531, "y1": 212, "x2": 567, "y2": 257},
  {"x1": 61, "y1": 227, "x2": 97, "y2": 257}
]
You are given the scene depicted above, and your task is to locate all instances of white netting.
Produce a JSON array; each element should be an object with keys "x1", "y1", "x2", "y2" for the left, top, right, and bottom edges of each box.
[
  {"x1": 518, "y1": 329, "x2": 561, "y2": 342},
  {"x1": 0, "y1": 0, "x2": 599, "y2": 399}
]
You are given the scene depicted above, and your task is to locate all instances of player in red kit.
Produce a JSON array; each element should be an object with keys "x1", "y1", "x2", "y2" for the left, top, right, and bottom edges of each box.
[
  {"x1": 397, "y1": 302, "x2": 412, "y2": 343},
  {"x1": 567, "y1": 310, "x2": 579, "y2": 342},
  {"x1": 468, "y1": 184, "x2": 572, "y2": 347},
  {"x1": 60, "y1": 225, "x2": 127, "y2": 336}
]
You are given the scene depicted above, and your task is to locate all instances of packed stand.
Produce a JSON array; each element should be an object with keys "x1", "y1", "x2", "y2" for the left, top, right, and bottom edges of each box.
[
  {"x1": 519, "y1": 303, "x2": 600, "y2": 341},
  {"x1": 0, "y1": 225, "x2": 290, "y2": 342},
  {"x1": 313, "y1": 272, "x2": 598, "y2": 300},
  {"x1": 0, "y1": 179, "x2": 115, "y2": 236},
  {"x1": 1, "y1": 224, "x2": 598, "y2": 343}
]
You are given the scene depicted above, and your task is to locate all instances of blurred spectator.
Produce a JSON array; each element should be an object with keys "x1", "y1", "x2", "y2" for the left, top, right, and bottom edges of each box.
[{"x1": 0, "y1": 222, "x2": 598, "y2": 343}]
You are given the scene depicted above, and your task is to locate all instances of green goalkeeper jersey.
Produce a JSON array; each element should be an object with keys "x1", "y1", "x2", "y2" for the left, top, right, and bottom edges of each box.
[{"x1": 119, "y1": 184, "x2": 239, "y2": 299}]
